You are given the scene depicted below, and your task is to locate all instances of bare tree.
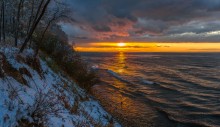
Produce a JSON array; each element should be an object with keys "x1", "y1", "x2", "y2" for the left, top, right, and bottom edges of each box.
[
  {"x1": 19, "y1": 0, "x2": 51, "y2": 53},
  {"x1": 34, "y1": 2, "x2": 69, "y2": 57},
  {"x1": 0, "y1": 0, "x2": 68, "y2": 50}
]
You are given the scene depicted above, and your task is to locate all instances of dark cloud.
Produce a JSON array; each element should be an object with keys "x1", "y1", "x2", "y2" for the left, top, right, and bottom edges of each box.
[
  {"x1": 166, "y1": 21, "x2": 220, "y2": 35},
  {"x1": 63, "y1": 0, "x2": 220, "y2": 43},
  {"x1": 116, "y1": 21, "x2": 127, "y2": 27},
  {"x1": 157, "y1": 45, "x2": 170, "y2": 48},
  {"x1": 133, "y1": 18, "x2": 168, "y2": 36},
  {"x1": 92, "y1": 25, "x2": 112, "y2": 32},
  {"x1": 72, "y1": 37, "x2": 89, "y2": 40}
]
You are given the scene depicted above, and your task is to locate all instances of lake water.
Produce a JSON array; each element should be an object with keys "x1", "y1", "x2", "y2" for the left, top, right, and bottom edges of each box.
[{"x1": 81, "y1": 52, "x2": 220, "y2": 127}]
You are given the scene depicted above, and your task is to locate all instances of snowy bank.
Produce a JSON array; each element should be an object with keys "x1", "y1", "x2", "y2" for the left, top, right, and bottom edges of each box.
[{"x1": 0, "y1": 47, "x2": 120, "y2": 127}]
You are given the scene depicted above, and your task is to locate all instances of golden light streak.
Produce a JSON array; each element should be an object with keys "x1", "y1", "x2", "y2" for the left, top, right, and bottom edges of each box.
[{"x1": 75, "y1": 42, "x2": 220, "y2": 52}]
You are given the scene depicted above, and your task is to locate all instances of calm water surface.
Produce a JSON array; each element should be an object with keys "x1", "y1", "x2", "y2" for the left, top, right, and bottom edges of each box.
[{"x1": 81, "y1": 52, "x2": 220, "y2": 127}]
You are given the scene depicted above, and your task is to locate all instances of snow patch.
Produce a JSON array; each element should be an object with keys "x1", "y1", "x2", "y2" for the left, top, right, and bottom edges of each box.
[{"x1": 0, "y1": 47, "x2": 121, "y2": 127}]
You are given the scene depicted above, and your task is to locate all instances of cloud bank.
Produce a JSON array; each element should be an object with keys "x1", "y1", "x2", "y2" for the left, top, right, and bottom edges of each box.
[{"x1": 62, "y1": 0, "x2": 220, "y2": 43}]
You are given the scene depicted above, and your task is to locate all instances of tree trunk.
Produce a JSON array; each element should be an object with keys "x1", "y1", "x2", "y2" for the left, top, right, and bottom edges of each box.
[
  {"x1": 14, "y1": 0, "x2": 24, "y2": 47},
  {"x1": 2, "y1": 0, "x2": 5, "y2": 42},
  {"x1": 0, "y1": 1, "x2": 2, "y2": 43},
  {"x1": 34, "y1": 0, "x2": 44, "y2": 22},
  {"x1": 27, "y1": 0, "x2": 35, "y2": 35},
  {"x1": 12, "y1": 17, "x2": 15, "y2": 33},
  {"x1": 19, "y1": 0, "x2": 51, "y2": 53}
]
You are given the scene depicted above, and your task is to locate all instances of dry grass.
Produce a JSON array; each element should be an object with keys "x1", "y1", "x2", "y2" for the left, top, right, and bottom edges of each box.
[
  {"x1": 19, "y1": 67, "x2": 32, "y2": 78},
  {"x1": 70, "y1": 99, "x2": 79, "y2": 114},
  {"x1": 25, "y1": 56, "x2": 43, "y2": 78},
  {"x1": 18, "y1": 118, "x2": 45, "y2": 127},
  {"x1": 0, "y1": 52, "x2": 28, "y2": 86},
  {"x1": 16, "y1": 54, "x2": 43, "y2": 78}
]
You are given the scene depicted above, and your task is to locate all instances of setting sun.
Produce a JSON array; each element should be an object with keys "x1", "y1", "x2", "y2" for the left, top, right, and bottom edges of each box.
[{"x1": 117, "y1": 42, "x2": 126, "y2": 47}]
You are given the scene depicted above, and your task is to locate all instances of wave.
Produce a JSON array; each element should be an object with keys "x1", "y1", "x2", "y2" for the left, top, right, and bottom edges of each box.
[
  {"x1": 107, "y1": 70, "x2": 133, "y2": 85},
  {"x1": 140, "y1": 79, "x2": 155, "y2": 85},
  {"x1": 107, "y1": 69, "x2": 156, "y2": 86},
  {"x1": 91, "y1": 65, "x2": 99, "y2": 70}
]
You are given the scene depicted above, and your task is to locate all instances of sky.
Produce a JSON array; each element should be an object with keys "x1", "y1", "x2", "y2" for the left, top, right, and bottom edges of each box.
[{"x1": 62, "y1": 0, "x2": 220, "y2": 52}]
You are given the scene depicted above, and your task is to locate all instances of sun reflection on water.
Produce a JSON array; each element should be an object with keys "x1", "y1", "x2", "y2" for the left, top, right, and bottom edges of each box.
[
  {"x1": 116, "y1": 52, "x2": 126, "y2": 73},
  {"x1": 91, "y1": 52, "x2": 173, "y2": 126}
]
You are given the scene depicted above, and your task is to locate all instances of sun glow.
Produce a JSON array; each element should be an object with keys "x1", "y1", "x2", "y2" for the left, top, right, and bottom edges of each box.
[
  {"x1": 117, "y1": 42, "x2": 126, "y2": 47},
  {"x1": 75, "y1": 42, "x2": 220, "y2": 52}
]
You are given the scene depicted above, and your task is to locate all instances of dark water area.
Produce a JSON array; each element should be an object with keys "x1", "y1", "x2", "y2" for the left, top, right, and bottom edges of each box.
[{"x1": 81, "y1": 52, "x2": 220, "y2": 127}]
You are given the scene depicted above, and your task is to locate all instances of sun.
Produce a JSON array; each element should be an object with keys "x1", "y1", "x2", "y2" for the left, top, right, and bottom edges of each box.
[{"x1": 117, "y1": 42, "x2": 126, "y2": 47}]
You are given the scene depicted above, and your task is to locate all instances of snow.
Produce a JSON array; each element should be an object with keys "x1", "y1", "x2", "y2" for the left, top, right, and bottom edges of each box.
[{"x1": 0, "y1": 47, "x2": 121, "y2": 127}]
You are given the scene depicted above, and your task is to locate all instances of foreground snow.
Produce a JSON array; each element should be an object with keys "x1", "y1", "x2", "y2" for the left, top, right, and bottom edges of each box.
[{"x1": 0, "y1": 47, "x2": 120, "y2": 127}]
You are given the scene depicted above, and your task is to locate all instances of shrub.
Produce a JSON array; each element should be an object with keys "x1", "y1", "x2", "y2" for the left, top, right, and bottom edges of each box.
[
  {"x1": 33, "y1": 31, "x2": 99, "y2": 91},
  {"x1": 18, "y1": 90, "x2": 61, "y2": 127}
]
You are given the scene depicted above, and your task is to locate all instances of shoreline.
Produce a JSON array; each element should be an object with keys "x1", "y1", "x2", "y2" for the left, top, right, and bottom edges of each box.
[{"x1": 91, "y1": 69, "x2": 176, "y2": 127}]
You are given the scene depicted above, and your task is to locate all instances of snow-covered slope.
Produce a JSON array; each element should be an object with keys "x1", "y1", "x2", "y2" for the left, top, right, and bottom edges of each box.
[{"x1": 0, "y1": 47, "x2": 120, "y2": 127}]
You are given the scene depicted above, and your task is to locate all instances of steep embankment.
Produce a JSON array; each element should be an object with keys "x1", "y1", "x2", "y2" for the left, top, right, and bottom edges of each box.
[{"x1": 0, "y1": 47, "x2": 120, "y2": 127}]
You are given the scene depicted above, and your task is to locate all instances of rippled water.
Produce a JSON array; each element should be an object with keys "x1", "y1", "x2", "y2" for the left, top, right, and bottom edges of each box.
[{"x1": 81, "y1": 52, "x2": 220, "y2": 127}]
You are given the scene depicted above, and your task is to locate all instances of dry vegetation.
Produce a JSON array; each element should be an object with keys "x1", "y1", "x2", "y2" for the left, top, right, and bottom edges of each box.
[
  {"x1": 0, "y1": 48, "x2": 119, "y2": 127},
  {"x1": 34, "y1": 30, "x2": 99, "y2": 92}
]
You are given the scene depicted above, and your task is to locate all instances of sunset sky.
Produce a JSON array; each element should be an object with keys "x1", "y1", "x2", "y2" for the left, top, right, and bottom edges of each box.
[
  {"x1": 62, "y1": 0, "x2": 220, "y2": 52},
  {"x1": 75, "y1": 42, "x2": 220, "y2": 52}
]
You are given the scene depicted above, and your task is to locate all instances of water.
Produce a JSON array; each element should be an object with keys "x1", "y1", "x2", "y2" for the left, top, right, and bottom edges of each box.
[{"x1": 81, "y1": 52, "x2": 220, "y2": 127}]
